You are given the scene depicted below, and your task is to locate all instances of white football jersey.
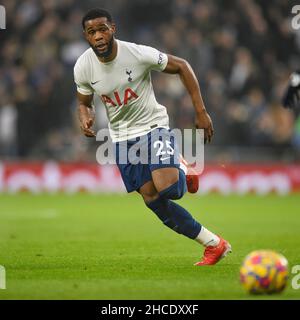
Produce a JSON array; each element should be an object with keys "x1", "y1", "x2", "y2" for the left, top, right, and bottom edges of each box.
[{"x1": 74, "y1": 39, "x2": 170, "y2": 142}]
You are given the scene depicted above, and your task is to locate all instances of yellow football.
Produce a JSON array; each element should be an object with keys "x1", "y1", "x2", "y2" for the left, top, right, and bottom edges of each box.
[{"x1": 240, "y1": 250, "x2": 289, "y2": 294}]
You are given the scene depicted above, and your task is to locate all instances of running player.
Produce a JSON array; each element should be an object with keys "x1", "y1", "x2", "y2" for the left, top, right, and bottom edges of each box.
[{"x1": 74, "y1": 8, "x2": 231, "y2": 265}]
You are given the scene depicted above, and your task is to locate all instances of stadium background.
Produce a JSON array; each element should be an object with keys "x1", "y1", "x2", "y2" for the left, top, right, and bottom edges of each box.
[
  {"x1": 0, "y1": 0, "x2": 300, "y2": 300},
  {"x1": 1, "y1": 0, "x2": 300, "y2": 194}
]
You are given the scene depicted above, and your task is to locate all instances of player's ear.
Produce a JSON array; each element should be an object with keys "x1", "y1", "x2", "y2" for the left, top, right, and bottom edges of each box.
[
  {"x1": 111, "y1": 23, "x2": 116, "y2": 35},
  {"x1": 83, "y1": 29, "x2": 89, "y2": 42},
  {"x1": 82, "y1": 22, "x2": 87, "y2": 37}
]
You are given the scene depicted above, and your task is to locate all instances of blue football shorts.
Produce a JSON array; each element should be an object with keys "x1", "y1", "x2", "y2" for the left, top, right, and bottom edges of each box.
[{"x1": 114, "y1": 127, "x2": 181, "y2": 192}]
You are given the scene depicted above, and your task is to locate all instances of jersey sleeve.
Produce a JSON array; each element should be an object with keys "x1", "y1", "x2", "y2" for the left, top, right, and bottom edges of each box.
[
  {"x1": 138, "y1": 45, "x2": 168, "y2": 72},
  {"x1": 73, "y1": 62, "x2": 93, "y2": 95}
]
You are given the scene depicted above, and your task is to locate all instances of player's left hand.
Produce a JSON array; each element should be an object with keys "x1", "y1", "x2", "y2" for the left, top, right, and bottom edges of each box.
[
  {"x1": 195, "y1": 110, "x2": 214, "y2": 144},
  {"x1": 282, "y1": 70, "x2": 300, "y2": 109}
]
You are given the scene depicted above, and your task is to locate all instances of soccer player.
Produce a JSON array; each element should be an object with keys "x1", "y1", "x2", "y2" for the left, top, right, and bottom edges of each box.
[{"x1": 74, "y1": 8, "x2": 231, "y2": 265}]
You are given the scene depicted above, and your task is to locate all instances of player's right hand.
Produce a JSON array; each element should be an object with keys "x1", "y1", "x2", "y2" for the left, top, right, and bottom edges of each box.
[
  {"x1": 80, "y1": 118, "x2": 96, "y2": 137},
  {"x1": 282, "y1": 71, "x2": 300, "y2": 109}
]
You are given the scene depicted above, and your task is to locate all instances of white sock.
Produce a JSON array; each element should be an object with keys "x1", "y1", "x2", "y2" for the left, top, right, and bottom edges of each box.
[{"x1": 195, "y1": 226, "x2": 220, "y2": 247}]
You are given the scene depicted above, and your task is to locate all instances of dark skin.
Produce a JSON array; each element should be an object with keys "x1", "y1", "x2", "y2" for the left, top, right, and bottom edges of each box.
[{"x1": 77, "y1": 16, "x2": 214, "y2": 202}]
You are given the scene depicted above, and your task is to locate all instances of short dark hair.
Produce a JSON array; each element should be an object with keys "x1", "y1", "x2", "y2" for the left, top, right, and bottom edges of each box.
[{"x1": 82, "y1": 8, "x2": 113, "y2": 29}]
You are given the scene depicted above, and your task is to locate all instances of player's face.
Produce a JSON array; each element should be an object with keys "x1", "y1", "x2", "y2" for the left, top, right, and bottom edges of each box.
[{"x1": 84, "y1": 17, "x2": 116, "y2": 58}]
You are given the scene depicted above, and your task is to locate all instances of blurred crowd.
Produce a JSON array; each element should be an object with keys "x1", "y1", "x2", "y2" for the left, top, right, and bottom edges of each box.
[{"x1": 0, "y1": 0, "x2": 299, "y2": 161}]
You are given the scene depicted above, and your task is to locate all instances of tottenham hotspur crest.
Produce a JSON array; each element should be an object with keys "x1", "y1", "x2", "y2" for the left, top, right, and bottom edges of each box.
[{"x1": 126, "y1": 69, "x2": 133, "y2": 82}]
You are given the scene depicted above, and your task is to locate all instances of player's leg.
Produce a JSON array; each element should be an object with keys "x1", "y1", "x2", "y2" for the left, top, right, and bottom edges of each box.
[
  {"x1": 115, "y1": 135, "x2": 200, "y2": 239},
  {"x1": 115, "y1": 130, "x2": 231, "y2": 265},
  {"x1": 151, "y1": 167, "x2": 185, "y2": 200},
  {"x1": 138, "y1": 180, "x2": 186, "y2": 234},
  {"x1": 150, "y1": 166, "x2": 214, "y2": 240},
  {"x1": 146, "y1": 128, "x2": 231, "y2": 265},
  {"x1": 138, "y1": 178, "x2": 200, "y2": 239},
  {"x1": 138, "y1": 180, "x2": 159, "y2": 203},
  {"x1": 149, "y1": 167, "x2": 231, "y2": 266},
  {"x1": 140, "y1": 183, "x2": 231, "y2": 265},
  {"x1": 138, "y1": 179, "x2": 190, "y2": 234}
]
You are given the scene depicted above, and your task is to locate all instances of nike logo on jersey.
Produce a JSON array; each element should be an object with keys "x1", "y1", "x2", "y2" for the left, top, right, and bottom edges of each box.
[{"x1": 91, "y1": 80, "x2": 101, "y2": 85}]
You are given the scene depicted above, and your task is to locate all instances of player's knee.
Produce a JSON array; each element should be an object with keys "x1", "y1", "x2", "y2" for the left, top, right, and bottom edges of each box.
[
  {"x1": 141, "y1": 193, "x2": 159, "y2": 204},
  {"x1": 158, "y1": 169, "x2": 187, "y2": 200},
  {"x1": 139, "y1": 182, "x2": 160, "y2": 203}
]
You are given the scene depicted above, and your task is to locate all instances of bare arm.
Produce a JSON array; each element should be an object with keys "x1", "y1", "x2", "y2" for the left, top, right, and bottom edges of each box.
[
  {"x1": 77, "y1": 92, "x2": 96, "y2": 137},
  {"x1": 163, "y1": 54, "x2": 214, "y2": 143}
]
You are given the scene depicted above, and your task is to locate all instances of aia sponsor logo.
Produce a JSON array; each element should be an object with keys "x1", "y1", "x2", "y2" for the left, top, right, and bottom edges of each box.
[{"x1": 101, "y1": 88, "x2": 138, "y2": 107}]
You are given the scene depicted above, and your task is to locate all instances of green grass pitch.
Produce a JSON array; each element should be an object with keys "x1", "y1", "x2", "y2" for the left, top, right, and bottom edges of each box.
[{"x1": 0, "y1": 193, "x2": 299, "y2": 300}]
